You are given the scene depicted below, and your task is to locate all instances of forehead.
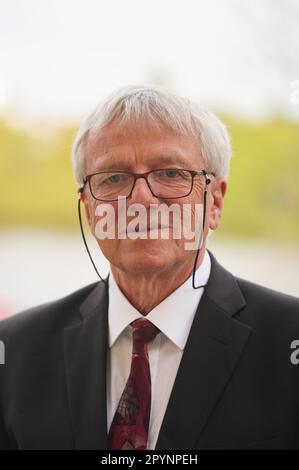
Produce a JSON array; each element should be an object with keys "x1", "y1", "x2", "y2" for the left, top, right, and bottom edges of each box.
[{"x1": 85, "y1": 119, "x2": 203, "y2": 169}]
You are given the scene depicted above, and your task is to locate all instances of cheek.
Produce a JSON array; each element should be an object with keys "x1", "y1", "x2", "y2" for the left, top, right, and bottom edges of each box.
[{"x1": 177, "y1": 195, "x2": 205, "y2": 232}]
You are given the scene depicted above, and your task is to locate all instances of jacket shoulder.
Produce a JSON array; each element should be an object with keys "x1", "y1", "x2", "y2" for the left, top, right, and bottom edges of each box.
[
  {"x1": 235, "y1": 275, "x2": 299, "y2": 327},
  {"x1": 236, "y1": 275, "x2": 299, "y2": 305},
  {"x1": 0, "y1": 281, "x2": 100, "y2": 341}
]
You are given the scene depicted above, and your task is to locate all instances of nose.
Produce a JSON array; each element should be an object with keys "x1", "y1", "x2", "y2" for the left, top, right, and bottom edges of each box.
[{"x1": 129, "y1": 176, "x2": 159, "y2": 206}]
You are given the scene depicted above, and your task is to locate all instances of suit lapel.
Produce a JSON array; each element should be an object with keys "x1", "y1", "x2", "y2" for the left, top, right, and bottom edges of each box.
[
  {"x1": 64, "y1": 279, "x2": 109, "y2": 449},
  {"x1": 154, "y1": 250, "x2": 252, "y2": 450}
]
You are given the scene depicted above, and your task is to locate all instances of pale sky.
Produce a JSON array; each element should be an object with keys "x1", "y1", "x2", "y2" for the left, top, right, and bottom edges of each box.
[{"x1": 1, "y1": 0, "x2": 299, "y2": 123}]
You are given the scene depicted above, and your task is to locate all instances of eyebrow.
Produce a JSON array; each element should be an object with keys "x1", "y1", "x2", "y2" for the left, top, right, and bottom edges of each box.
[{"x1": 93, "y1": 154, "x2": 193, "y2": 170}]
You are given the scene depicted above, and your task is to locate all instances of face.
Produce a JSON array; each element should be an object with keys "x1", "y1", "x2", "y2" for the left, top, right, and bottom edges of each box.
[{"x1": 81, "y1": 119, "x2": 227, "y2": 276}]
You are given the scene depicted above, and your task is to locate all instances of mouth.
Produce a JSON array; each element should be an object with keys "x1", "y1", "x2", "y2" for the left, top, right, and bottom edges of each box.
[
  {"x1": 120, "y1": 224, "x2": 170, "y2": 236},
  {"x1": 134, "y1": 225, "x2": 169, "y2": 233}
]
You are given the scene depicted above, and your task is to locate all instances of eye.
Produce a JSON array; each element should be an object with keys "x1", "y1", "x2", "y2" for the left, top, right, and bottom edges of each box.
[
  {"x1": 107, "y1": 174, "x2": 122, "y2": 183},
  {"x1": 102, "y1": 173, "x2": 130, "y2": 185},
  {"x1": 164, "y1": 169, "x2": 180, "y2": 178}
]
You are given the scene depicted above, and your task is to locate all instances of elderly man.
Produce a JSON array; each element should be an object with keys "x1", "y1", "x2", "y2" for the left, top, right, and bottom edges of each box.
[{"x1": 1, "y1": 85, "x2": 299, "y2": 450}]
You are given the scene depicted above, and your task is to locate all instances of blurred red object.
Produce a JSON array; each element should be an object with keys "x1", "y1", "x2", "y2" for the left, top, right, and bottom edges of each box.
[{"x1": 0, "y1": 297, "x2": 23, "y2": 321}]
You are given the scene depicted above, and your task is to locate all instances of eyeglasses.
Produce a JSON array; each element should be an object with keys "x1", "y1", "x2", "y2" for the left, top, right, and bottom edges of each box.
[{"x1": 82, "y1": 168, "x2": 215, "y2": 201}]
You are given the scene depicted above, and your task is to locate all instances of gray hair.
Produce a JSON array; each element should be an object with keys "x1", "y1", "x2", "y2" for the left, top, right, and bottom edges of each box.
[{"x1": 71, "y1": 85, "x2": 232, "y2": 185}]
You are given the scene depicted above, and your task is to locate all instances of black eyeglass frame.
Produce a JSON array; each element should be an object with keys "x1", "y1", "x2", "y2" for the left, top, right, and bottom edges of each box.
[{"x1": 81, "y1": 168, "x2": 215, "y2": 201}]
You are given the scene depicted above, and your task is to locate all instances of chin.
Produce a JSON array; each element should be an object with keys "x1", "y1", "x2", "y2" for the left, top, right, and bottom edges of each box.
[
  {"x1": 119, "y1": 247, "x2": 174, "y2": 274},
  {"x1": 101, "y1": 238, "x2": 182, "y2": 273}
]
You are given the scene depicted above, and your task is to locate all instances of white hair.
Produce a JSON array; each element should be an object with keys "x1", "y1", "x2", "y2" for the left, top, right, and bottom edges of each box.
[{"x1": 71, "y1": 85, "x2": 232, "y2": 185}]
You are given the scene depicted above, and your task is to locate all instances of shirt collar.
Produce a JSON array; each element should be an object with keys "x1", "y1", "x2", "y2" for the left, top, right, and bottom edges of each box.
[{"x1": 108, "y1": 249, "x2": 211, "y2": 350}]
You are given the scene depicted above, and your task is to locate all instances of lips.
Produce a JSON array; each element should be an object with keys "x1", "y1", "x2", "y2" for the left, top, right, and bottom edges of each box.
[
  {"x1": 116, "y1": 223, "x2": 170, "y2": 236},
  {"x1": 127, "y1": 224, "x2": 170, "y2": 234}
]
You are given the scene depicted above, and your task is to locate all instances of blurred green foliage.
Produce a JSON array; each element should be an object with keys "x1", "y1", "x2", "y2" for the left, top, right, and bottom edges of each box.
[
  {"x1": 0, "y1": 120, "x2": 78, "y2": 229},
  {"x1": 0, "y1": 117, "x2": 298, "y2": 242},
  {"x1": 219, "y1": 117, "x2": 299, "y2": 243}
]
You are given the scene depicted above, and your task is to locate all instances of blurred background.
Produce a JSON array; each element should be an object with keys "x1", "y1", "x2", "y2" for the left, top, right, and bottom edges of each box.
[{"x1": 0, "y1": 0, "x2": 299, "y2": 319}]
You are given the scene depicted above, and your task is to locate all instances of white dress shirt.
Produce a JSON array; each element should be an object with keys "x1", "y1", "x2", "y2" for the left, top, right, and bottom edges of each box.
[{"x1": 106, "y1": 249, "x2": 211, "y2": 450}]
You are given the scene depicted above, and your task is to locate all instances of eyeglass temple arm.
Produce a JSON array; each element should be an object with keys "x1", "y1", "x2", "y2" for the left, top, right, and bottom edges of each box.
[{"x1": 192, "y1": 170, "x2": 215, "y2": 185}]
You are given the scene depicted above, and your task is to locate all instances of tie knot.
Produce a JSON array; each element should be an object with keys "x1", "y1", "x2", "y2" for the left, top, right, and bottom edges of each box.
[{"x1": 131, "y1": 318, "x2": 160, "y2": 347}]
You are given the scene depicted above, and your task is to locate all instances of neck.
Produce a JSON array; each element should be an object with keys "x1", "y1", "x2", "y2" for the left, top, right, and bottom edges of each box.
[{"x1": 110, "y1": 247, "x2": 206, "y2": 315}]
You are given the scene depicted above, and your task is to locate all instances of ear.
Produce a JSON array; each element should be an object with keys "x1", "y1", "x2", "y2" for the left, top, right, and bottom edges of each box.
[
  {"x1": 83, "y1": 200, "x2": 93, "y2": 230},
  {"x1": 78, "y1": 187, "x2": 93, "y2": 230},
  {"x1": 208, "y1": 179, "x2": 227, "y2": 231},
  {"x1": 78, "y1": 187, "x2": 84, "y2": 201}
]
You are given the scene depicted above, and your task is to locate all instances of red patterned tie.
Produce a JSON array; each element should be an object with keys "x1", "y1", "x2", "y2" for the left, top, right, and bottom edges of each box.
[{"x1": 108, "y1": 318, "x2": 160, "y2": 450}]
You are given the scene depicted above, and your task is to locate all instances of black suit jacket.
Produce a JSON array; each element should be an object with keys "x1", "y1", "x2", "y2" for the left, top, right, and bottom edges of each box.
[{"x1": 1, "y1": 249, "x2": 299, "y2": 450}]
